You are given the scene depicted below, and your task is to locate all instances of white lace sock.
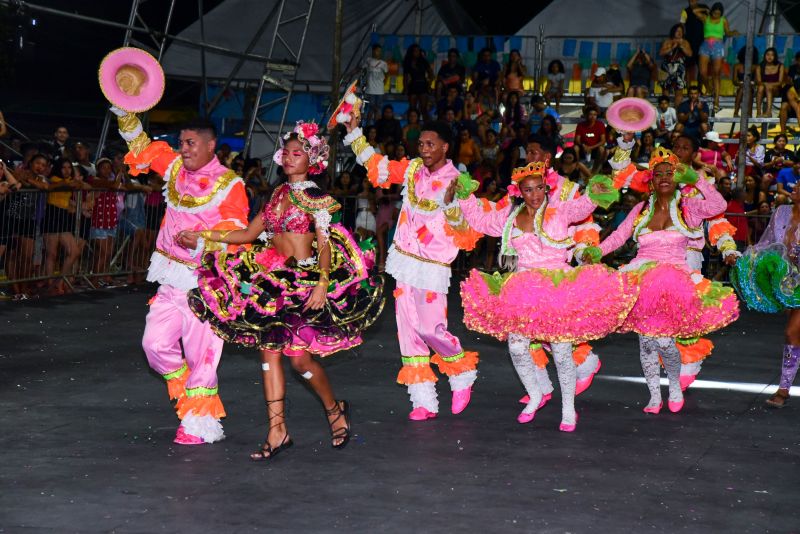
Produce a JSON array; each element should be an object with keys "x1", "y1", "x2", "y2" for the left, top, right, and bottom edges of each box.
[
  {"x1": 508, "y1": 334, "x2": 543, "y2": 414},
  {"x1": 448, "y1": 369, "x2": 478, "y2": 392},
  {"x1": 576, "y1": 351, "x2": 600, "y2": 381},
  {"x1": 551, "y1": 342, "x2": 576, "y2": 426},
  {"x1": 681, "y1": 360, "x2": 702, "y2": 376},
  {"x1": 408, "y1": 382, "x2": 439, "y2": 413},
  {"x1": 651, "y1": 336, "x2": 684, "y2": 404},
  {"x1": 638, "y1": 335, "x2": 663, "y2": 408}
]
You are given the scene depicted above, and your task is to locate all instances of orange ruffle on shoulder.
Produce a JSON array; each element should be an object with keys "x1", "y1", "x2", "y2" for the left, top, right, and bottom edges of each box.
[
  {"x1": 396, "y1": 364, "x2": 438, "y2": 385},
  {"x1": 213, "y1": 182, "x2": 250, "y2": 252},
  {"x1": 176, "y1": 394, "x2": 226, "y2": 420},
  {"x1": 431, "y1": 351, "x2": 479, "y2": 377}
]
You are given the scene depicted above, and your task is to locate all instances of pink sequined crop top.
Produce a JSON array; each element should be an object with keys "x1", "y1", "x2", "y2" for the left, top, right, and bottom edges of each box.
[{"x1": 261, "y1": 183, "x2": 315, "y2": 234}]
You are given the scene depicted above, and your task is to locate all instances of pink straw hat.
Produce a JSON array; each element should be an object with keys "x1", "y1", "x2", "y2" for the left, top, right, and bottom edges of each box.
[
  {"x1": 98, "y1": 47, "x2": 165, "y2": 113},
  {"x1": 605, "y1": 97, "x2": 657, "y2": 133}
]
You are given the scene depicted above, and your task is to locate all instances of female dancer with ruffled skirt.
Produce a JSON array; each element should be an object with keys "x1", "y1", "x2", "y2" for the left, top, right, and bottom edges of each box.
[
  {"x1": 731, "y1": 185, "x2": 800, "y2": 408},
  {"x1": 449, "y1": 162, "x2": 637, "y2": 431},
  {"x1": 182, "y1": 122, "x2": 384, "y2": 460},
  {"x1": 587, "y1": 147, "x2": 739, "y2": 414}
]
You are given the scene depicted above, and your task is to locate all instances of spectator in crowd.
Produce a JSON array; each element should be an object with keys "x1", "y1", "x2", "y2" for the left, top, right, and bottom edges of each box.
[
  {"x1": 51, "y1": 126, "x2": 70, "y2": 157},
  {"x1": 142, "y1": 172, "x2": 164, "y2": 268},
  {"x1": 7, "y1": 154, "x2": 48, "y2": 297},
  {"x1": 654, "y1": 95, "x2": 679, "y2": 143},
  {"x1": 365, "y1": 125, "x2": 383, "y2": 154},
  {"x1": 330, "y1": 171, "x2": 358, "y2": 197},
  {"x1": 114, "y1": 153, "x2": 152, "y2": 285},
  {"x1": 626, "y1": 48, "x2": 654, "y2": 98},
  {"x1": 677, "y1": 85, "x2": 710, "y2": 139},
  {"x1": 732, "y1": 45, "x2": 758, "y2": 117},
  {"x1": 501, "y1": 92, "x2": 526, "y2": 131},
  {"x1": 402, "y1": 108, "x2": 422, "y2": 157},
  {"x1": 694, "y1": 1, "x2": 739, "y2": 112},
  {"x1": 697, "y1": 130, "x2": 733, "y2": 174},
  {"x1": 0, "y1": 110, "x2": 7, "y2": 139},
  {"x1": 779, "y1": 76, "x2": 800, "y2": 134},
  {"x1": 537, "y1": 115, "x2": 564, "y2": 150},
  {"x1": 72, "y1": 141, "x2": 96, "y2": 177},
  {"x1": 479, "y1": 128, "x2": 500, "y2": 170},
  {"x1": 354, "y1": 177, "x2": 376, "y2": 240},
  {"x1": 455, "y1": 128, "x2": 481, "y2": 171},
  {"x1": 472, "y1": 48, "x2": 502, "y2": 104},
  {"x1": 215, "y1": 143, "x2": 232, "y2": 167},
  {"x1": 0, "y1": 161, "x2": 21, "y2": 295},
  {"x1": 436, "y1": 48, "x2": 466, "y2": 99},
  {"x1": 364, "y1": 44, "x2": 388, "y2": 123},
  {"x1": 442, "y1": 107, "x2": 461, "y2": 142},
  {"x1": 528, "y1": 94, "x2": 560, "y2": 135},
  {"x1": 659, "y1": 23, "x2": 692, "y2": 107},
  {"x1": 764, "y1": 133, "x2": 797, "y2": 179},
  {"x1": 394, "y1": 142, "x2": 408, "y2": 161},
  {"x1": 497, "y1": 124, "x2": 527, "y2": 186},
  {"x1": 502, "y1": 49, "x2": 527, "y2": 98},
  {"x1": 726, "y1": 188, "x2": 749, "y2": 248},
  {"x1": 585, "y1": 68, "x2": 621, "y2": 115},
  {"x1": 230, "y1": 154, "x2": 245, "y2": 175},
  {"x1": 374, "y1": 104, "x2": 403, "y2": 146},
  {"x1": 474, "y1": 177, "x2": 504, "y2": 270},
  {"x1": 742, "y1": 174, "x2": 766, "y2": 214},
  {"x1": 740, "y1": 127, "x2": 764, "y2": 178},
  {"x1": 555, "y1": 147, "x2": 591, "y2": 186},
  {"x1": 756, "y1": 47, "x2": 784, "y2": 118},
  {"x1": 43, "y1": 158, "x2": 85, "y2": 295},
  {"x1": 681, "y1": 0, "x2": 706, "y2": 83},
  {"x1": 751, "y1": 199, "x2": 772, "y2": 242},
  {"x1": 632, "y1": 129, "x2": 657, "y2": 166},
  {"x1": 717, "y1": 175, "x2": 733, "y2": 200},
  {"x1": 403, "y1": 43, "x2": 433, "y2": 116},
  {"x1": 776, "y1": 161, "x2": 800, "y2": 203},
  {"x1": 89, "y1": 158, "x2": 120, "y2": 286},
  {"x1": 574, "y1": 106, "x2": 607, "y2": 172},
  {"x1": 436, "y1": 85, "x2": 464, "y2": 121},
  {"x1": 544, "y1": 59, "x2": 566, "y2": 112}
]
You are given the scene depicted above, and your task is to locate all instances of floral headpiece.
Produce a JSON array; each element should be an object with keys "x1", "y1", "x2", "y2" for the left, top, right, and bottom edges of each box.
[
  {"x1": 272, "y1": 120, "x2": 330, "y2": 175},
  {"x1": 508, "y1": 162, "x2": 547, "y2": 196},
  {"x1": 649, "y1": 146, "x2": 680, "y2": 169}
]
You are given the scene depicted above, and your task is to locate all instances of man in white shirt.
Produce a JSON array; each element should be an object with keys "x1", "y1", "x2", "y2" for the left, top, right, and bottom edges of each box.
[
  {"x1": 654, "y1": 95, "x2": 679, "y2": 143},
  {"x1": 364, "y1": 44, "x2": 388, "y2": 123},
  {"x1": 585, "y1": 67, "x2": 618, "y2": 114}
]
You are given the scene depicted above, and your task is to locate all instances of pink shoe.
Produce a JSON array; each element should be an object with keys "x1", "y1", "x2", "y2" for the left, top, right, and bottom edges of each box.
[
  {"x1": 643, "y1": 402, "x2": 663, "y2": 414},
  {"x1": 517, "y1": 410, "x2": 536, "y2": 424},
  {"x1": 668, "y1": 399, "x2": 684, "y2": 413},
  {"x1": 575, "y1": 361, "x2": 602, "y2": 396},
  {"x1": 408, "y1": 407, "x2": 438, "y2": 421},
  {"x1": 519, "y1": 393, "x2": 552, "y2": 409},
  {"x1": 173, "y1": 425, "x2": 204, "y2": 445},
  {"x1": 680, "y1": 374, "x2": 696, "y2": 392},
  {"x1": 451, "y1": 387, "x2": 472, "y2": 414},
  {"x1": 559, "y1": 413, "x2": 578, "y2": 433}
]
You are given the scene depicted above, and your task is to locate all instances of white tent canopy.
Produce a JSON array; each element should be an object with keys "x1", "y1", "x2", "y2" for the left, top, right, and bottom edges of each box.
[{"x1": 161, "y1": 0, "x2": 449, "y2": 89}]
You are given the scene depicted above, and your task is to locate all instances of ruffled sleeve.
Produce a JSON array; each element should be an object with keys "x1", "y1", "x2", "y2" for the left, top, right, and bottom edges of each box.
[
  {"x1": 682, "y1": 177, "x2": 727, "y2": 227},
  {"x1": 600, "y1": 202, "x2": 645, "y2": 257},
  {"x1": 457, "y1": 195, "x2": 513, "y2": 237},
  {"x1": 113, "y1": 109, "x2": 178, "y2": 177},
  {"x1": 344, "y1": 127, "x2": 411, "y2": 188}
]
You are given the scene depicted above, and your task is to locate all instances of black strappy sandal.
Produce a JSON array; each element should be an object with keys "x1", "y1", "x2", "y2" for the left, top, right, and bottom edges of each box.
[
  {"x1": 250, "y1": 398, "x2": 294, "y2": 461},
  {"x1": 325, "y1": 400, "x2": 351, "y2": 450}
]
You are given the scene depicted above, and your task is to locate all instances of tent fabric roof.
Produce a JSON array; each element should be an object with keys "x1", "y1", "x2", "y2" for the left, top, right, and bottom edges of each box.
[{"x1": 161, "y1": 0, "x2": 448, "y2": 87}]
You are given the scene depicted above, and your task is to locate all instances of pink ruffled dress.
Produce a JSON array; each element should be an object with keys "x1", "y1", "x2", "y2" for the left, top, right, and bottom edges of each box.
[
  {"x1": 458, "y1": 193, "x2": 638, "y2": 343},
  {"x1": 600, "y1": 178, "x2": 739, "y2": 337}
]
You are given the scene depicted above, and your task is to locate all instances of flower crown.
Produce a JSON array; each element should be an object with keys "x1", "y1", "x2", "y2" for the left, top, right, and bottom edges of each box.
[
  {"x1": 510, "y1": 161, "x2": 547, "y2": 184},
  {"x1": 272, "y1": 120, "x2": 330, "y2": 175},
  {"x1": 649, "y1": 146, "x2": 680, "y2": 169}
]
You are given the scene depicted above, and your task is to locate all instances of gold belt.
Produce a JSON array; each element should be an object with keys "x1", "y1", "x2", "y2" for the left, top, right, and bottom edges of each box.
[
  {"x1": 687, "y1": 247, "x2": 703, "y2": 253},
  {"x1": 155, "y1": 248, "x2": 199, "y2": 269},
  {"x1": 393, "y1": 244, "x2": 451, "y2": 267}
]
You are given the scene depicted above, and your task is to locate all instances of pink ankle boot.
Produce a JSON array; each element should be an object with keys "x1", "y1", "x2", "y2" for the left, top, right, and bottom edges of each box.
[
  {"x1": 408, "y1": 407, "x2": 437, "y2": 421},
  {"x1": 451, "y1": 387, "x2": 472, "y2": 414},
  {"x1": 575, "y1": 361, "x2": 602, "y2": 396},
  {"x1": 174, "y1": 425, "x2": 204, "y2": 445}
]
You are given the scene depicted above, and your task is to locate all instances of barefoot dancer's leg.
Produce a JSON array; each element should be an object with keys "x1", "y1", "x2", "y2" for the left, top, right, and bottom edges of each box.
[
  {"x1": 252, "y1": 349, "x2": 289, "y2": 458},
  {"x1": 288, "y1": 351, "x2": 348, "y2": 446},
  {"x1": 770, "y1": 310, "x2": 800, "y2": 405}
]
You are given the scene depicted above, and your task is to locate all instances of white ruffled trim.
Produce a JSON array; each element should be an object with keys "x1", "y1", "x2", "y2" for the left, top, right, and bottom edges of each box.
[
  {"x1": 681, "y1": 361, "x2": 702, "y2": 376},
  {"x1": 690, "y1": 272, "x2": 704, "y2": 284},
  {"x1": 146, "y1": 251, "x2": 198, "y2": 290},
  {"x1": 343, "y1": 127, "x2": 362, "y2": 146},
  {"x1": 345, "y1": 93, "x2": 357, "y2": 105},
  {"x1": 448, "y1": 369, "x2": 477, "y2": 392},
  {"x1": 385, "y1": 245, "x2": 451, "y2": 293},
  {"x1": 109, "y1": 105, "x2": 127, "y2": 117},
  {"x1": 336, "y1": 111, "x2": 351, "y2": 124},
  {"x1": 164, "y1": 176, "x2": 245, "y2": 214},
  {"x1": 313, "y1": 209, "x2": 332, "y2": 242},
  {"x1": 686, "y1": 249, "x2": 704, "y2": 271},
  {"x1": 161, "y1": 156, "x2": 182, "y2": 188},
  {"x1": 722, "y1": 249, "x2": 742, "y2": 259},
  {"x1": 355, "y1": 145, "x2": 376, "y2": 166},
  {"x1": 616, "y1": 136, "x2": 636, "y2": 151},
  {"x1": 181, "y1": 413, "x2": 225, "y2": 443},
  {"x1": 188, "y1": 237, "x2": 205, "y2": 259},
  {"x1": 408, "y1": 382, "x2": 439, "y2": 412},
  {"x1": 576, "y1": 352, "x2": 600, "y2": 381},
  {"x1": 609, "y1": 157, "x2": 632, "y2": 171},
  {"x1": 376, "y1": 156, "x2": 390, "y2": 185},
  {"x1": 258, "y1": 231, "x2": 273, "y2": 243},
  {"x1": 119, "y1": 123, "x2": 143, "y2": 142}
]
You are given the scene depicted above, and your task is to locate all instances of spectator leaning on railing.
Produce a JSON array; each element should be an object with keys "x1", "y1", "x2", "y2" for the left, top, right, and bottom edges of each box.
[{"x1": 89, "y1": 158, "x2": 121, "y2": 286}]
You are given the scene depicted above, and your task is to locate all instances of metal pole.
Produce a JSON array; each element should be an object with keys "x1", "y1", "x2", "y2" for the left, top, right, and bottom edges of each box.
[
  {"x1": 95, "y1": 0, "x2": 141, "y2": 163},
  {"x1": 157, "y1": 0, "x2": 177, "y2": 61},
  {"x1": 327, "y1": 0, "x2": 344, "y2": 186},
  {"x1": 736, "y1": 0, "x2": 757, "y2": 188},
  {"x1": 198, "y1": 0, "x2": 208, "y2": 117},
  {"x1": 766, "y1": 0, "x2": 777, "y2": 49},
  {"x1": 414, "y1": 0, "x2": 422, "y2": 36},
  {"x1": 535, "y1": 25, "x2": 545, "y2": 96}
]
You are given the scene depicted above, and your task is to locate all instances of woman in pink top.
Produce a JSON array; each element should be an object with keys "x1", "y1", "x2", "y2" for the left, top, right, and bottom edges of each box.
[
  {"x1": 451, "y1": 163, "x2": 635, "y2": 431},
  {"x1": 588, "y1": 147, "x2": 739, "y2": 415}
]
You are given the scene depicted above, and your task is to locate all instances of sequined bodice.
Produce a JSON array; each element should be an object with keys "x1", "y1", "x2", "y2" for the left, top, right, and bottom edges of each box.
[{"x1": 261, "y1": 184, "x2": 314, "y2": 234}]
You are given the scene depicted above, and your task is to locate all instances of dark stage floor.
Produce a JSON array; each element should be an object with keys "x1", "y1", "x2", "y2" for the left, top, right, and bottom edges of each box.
[{"x1": 1, "y1": 285, "x2": 798, "y2": 533}]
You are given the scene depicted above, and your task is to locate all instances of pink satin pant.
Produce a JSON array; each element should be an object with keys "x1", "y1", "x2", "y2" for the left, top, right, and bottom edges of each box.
[
  {"x1": 142, "y1": 284, "x2": 223, "y2": 392},
  {"x1": 395, "y1": 282, "x2": 463, "y2": 358}
]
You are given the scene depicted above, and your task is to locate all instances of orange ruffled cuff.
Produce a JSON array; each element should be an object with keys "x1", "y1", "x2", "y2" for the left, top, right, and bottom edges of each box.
[
  {"x1": 677, "y1": 338, "x2": 714, "y2": 363},
  {"x1": 443, "y1": 223, "x2": 482, "y2": 251},
  {"x1": 176, "y1": 394, "x2": 226, "y2": 420},
  {"x1": 124, "y1": 140, "x2": 176, "y2": 177},
  {"x1": 531, "y1": 346, "x2": 549, "y2": 368},
  {"x1": 431, "y1": 351, "x2": 479, "y2": 377},
  {"x1": 166, "y1": 372, "x2": 189, "y2": 400},
  {"x1": 396, "y1": 364, "x2": 438, "y2": 385},
  {"x1": 572, "y1": 342, "x2": 592, "y2": 366},
  {"x1": 708, "y1": 219, "x2": 737, "y2": 246}
]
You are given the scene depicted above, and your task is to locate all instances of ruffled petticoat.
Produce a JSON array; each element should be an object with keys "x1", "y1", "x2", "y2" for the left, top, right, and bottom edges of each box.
[
  {"x1": 731, "y1": 243, "x2": 800, "y2": 313},
  {"x1": 188, "y1": 224, "x2": 385, "y2": 355},
  {"x1": 619, "y1": 260, "x2": 739, "y2": 337},
  {"x1": 460, "y1": 264, "x2": 638, "y2": 343}
]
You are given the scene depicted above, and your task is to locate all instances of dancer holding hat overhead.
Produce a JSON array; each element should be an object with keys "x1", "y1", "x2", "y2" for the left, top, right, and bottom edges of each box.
[{"x1": 99, "y1": 48, "x2": 249, "y2": 445}]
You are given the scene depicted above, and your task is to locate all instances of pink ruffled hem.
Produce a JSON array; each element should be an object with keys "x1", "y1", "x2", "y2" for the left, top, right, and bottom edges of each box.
[
  {"x1": 460, "y1": 265, "x2": 638, "y2": 343},
  {"x1": 621, "y1": 263, "x2": 739, "y2": 337}
]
